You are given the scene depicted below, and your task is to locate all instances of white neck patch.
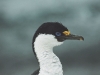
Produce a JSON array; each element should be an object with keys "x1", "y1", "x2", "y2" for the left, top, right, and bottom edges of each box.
[
  {"x1": 34, "y1": 34, "x2": 63, "y2": 49},
  {"x1": 34, "y1": 34, "x2": 63, "y2": 75}
]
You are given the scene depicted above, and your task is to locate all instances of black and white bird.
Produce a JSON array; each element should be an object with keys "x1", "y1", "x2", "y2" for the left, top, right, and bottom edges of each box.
[{"x1": 32, "y1": 22, "x2": 84, "y2": 75}]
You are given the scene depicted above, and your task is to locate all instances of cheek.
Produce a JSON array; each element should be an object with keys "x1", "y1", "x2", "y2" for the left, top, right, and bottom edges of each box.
[
  {"x1": 35, "y1": 34, "x2": 63, "y2": 47},
  {"x1": 48, "y1": 38, "x2": 63, "y2": 47},
  {"x1": 56, "y1": 36, "x2": 66, "y2": 42}
]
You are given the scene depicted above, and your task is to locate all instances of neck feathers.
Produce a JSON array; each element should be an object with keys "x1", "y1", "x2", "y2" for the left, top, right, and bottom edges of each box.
[
  {"x1": 34, "y1": 34, "x2": 63, "y2": 75},
  {"x1": 34, "y1": 46, "x2": 63, "y2": 75}
]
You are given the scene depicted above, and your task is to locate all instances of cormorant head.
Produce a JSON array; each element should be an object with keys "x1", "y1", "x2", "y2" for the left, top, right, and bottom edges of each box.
[{"x1": 32, "y1": 22, "x2": 84, "y2": 51}]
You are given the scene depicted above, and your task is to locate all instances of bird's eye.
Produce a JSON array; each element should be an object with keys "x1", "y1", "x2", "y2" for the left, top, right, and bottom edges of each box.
[{"x1": 55, "y1": 32, "x2": 61, "y2": 36}]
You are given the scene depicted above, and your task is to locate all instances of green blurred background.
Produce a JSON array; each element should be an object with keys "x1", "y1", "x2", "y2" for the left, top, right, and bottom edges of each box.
[{"x1": 0, "y1": 0, "x2": 100, "y2": 75}]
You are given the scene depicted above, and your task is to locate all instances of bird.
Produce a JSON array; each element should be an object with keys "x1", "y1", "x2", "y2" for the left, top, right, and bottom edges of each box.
[{"x1": 32, "y1": 22, "x2": 84, "y2": 75}]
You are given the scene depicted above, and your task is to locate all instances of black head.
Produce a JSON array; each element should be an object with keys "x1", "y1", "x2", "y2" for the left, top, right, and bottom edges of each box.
[
  {"x1": 33, "y1": 22, "x2": 69, "y2": 42},
  {"x1": 32, "y1": 22, "x2": 84, "y2": 55}
]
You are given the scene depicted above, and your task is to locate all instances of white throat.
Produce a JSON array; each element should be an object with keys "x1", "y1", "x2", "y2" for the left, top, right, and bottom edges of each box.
[{"x1": 34, "y1": 34, "x2": 63, "y2": 75}]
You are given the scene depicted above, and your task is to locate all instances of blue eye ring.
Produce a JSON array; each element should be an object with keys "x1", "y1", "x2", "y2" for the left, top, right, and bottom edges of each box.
[{"x1": 55, "y1": 32, "x2": 61, "y2": 36}]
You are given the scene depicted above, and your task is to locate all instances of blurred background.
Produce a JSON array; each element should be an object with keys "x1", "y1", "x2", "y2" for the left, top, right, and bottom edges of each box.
[{"x1": 0, "y1": 0, "x2": 100, "y2": 75}]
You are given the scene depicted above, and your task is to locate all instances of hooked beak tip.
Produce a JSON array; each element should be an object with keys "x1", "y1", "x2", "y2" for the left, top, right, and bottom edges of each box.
[{"x1": 79, "y1": 37, "x2": 84, "y2": 41}]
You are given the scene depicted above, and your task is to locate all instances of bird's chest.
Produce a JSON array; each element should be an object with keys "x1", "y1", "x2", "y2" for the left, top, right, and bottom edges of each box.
[{"x1": 38, "y1": 51, "x2": 63, "y2": 75}]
